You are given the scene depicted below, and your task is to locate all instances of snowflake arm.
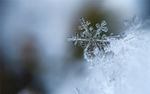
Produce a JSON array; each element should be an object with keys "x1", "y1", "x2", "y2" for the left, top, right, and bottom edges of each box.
[{"x1": 68, "y1": 17, "x2": 110, "y2": 60}]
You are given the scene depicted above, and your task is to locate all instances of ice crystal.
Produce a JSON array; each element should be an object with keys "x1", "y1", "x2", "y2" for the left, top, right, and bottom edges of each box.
[
  {"x1": 68, "y1": 16, "x2": 149, "y2": 94},
  {"x1": 68, "y1": 17, "x2": 109, "y2": 61}
]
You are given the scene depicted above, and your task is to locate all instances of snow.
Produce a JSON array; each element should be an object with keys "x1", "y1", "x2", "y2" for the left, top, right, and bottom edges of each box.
[{"x1": 68, "y1": 17, "x2": 150, "y2": 94}]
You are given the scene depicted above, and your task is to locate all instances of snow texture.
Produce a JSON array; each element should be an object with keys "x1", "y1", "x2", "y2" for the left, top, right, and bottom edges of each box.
[{"x1": 68, "y1": 16, "x2": 150, "y2": 94}]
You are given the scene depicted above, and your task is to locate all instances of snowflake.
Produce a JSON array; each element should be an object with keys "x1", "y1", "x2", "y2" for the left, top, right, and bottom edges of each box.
[{"x1": 68, "y1": 17, "x2": 109, "y2": 61}]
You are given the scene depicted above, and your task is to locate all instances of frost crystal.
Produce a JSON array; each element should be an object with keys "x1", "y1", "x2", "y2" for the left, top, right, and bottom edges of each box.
[
  {"x1": 68, "y1": 16, "x2": 145, "y2": 94},
  {"x1": 68, "y1": 17, "x2": 109, "y2": 61}
]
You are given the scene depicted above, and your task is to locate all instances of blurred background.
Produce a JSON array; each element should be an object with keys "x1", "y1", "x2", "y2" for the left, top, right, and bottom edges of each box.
[{"x1": 0, "y1": 0, "x2": 150, "y2": 94}]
